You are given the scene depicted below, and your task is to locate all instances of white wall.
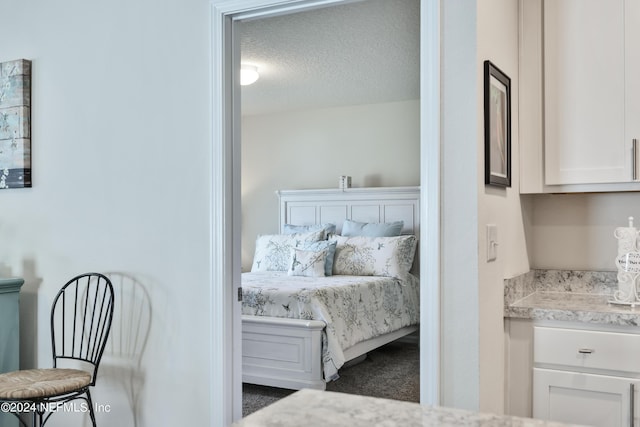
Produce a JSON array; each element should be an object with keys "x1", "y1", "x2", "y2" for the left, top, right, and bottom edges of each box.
[
  {"x1": 241, "y1": 100, "x2": 420, "y2": 269},
  {"x1": 441, "y1": 0, "x2": 529, "y2": 414},
  {"x1": 526, "y1": 193, "x2": 640, "y2": 270},
  {"x1": 0, "y1": 0, "x2": 212, "y2": 425},
  {"x1": 476, "y1": 0, "x2": 529, "y2": 415},
  {"x1": 441, "y1": 0, "x2": 480, "y2": 412}
]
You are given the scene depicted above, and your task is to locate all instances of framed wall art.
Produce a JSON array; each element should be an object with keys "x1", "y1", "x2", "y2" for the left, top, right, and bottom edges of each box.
[
  {"x1": 0, "y1": 59, "x2": 31, "y2": 189},
  {"x1": 483, "y1": 60, "x2": 511, "y2": 187}
]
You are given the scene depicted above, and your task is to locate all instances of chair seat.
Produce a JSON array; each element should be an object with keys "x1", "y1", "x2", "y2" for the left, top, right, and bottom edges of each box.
[{"x1": 0, "y1": 368, "x2": 91, "y2": 400}]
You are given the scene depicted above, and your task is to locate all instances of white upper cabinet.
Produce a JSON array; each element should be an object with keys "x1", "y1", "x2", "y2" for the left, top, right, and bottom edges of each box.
[
  {"x1": 545, "y1": 0, "x2": 626, "y2": 185},
  {"x1": 627, "y1": 0, "x2": 640, "y2": 179},
  {"x1": 520, "y1": 0, "x2": 640, "y2": 192}
]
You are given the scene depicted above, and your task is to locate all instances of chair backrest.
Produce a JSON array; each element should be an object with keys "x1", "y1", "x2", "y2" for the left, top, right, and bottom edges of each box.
[{"x1": 50, "y1": 273, "x2": 115, "y2": 385}]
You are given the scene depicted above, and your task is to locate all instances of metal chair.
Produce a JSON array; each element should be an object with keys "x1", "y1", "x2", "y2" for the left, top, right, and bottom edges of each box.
[{"x1": 0, "y1": 273, "x2": 115, "y2": 427}]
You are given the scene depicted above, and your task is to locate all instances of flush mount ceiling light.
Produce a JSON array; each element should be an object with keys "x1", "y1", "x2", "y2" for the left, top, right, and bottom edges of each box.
[{"x1": 240, "y1": 64, "x2": 259, "y2": 86}]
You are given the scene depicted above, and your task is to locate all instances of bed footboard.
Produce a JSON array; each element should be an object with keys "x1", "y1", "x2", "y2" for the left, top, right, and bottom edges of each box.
[
  {"x1": 242, "y1": 315, "x2": 419, "y2": 391},
  {"x1": 242, "y1": 315, "x2": 327, "y2": 390}
]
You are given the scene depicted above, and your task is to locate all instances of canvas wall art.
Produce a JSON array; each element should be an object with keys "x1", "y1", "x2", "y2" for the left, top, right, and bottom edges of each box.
[{"x1": 0, "y1": 59, "x2": 31, "y2": 189}]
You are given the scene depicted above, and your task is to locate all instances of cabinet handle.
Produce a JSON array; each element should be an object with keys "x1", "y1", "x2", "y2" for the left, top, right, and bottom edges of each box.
[
  {"x1": 634, "y1": 139, "x2": 638, "y2": 181},
  {"x1": 577, "y1": 348, "x2": 594, "y2": 354},
  {"x1": 631, "y1": 383, "x2": 635, "y2": 427}
]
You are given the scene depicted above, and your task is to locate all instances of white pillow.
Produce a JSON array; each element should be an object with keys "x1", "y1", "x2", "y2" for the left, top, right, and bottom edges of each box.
[
  {"x1": 283, "y1": 223, "x2": 336, "y2": 237},
  {"x1": 287, "y1": 247, "x2": 328, "y2": 277},
  {"x1": 330, "y1": 235, "x2": 417, "y2": 278},
  {"x1": 302, "y1": 240, "x2": 337, "y2": 276},
  {"x1": 251, "y1": 230, "x2": 324, "y2": 272}
]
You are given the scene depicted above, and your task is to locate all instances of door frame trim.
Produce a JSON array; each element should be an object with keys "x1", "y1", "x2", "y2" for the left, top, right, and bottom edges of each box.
[{"x1": 209, "y1": 0, "x2": 442, "y2": 424}]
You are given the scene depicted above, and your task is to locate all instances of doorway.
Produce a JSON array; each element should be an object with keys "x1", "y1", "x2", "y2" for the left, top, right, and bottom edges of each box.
[
  {"x1": 239, "y1": 0, "x2": 420, "y2": 414},
  {"x1": 210, "y1": 0, "x2": 441, "y2": 424}
]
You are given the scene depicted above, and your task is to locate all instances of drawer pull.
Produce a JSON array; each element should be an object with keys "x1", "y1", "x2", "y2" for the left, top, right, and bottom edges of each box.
[
  {"x1": 631, "y1": 383, "x2": 635, "y2": 427},
  {"x1": 634, "y1": 139, "x2": 639, "y2": 181},
  {"x1": 578, "y1": 348, "x2": 594, "y2": 354}
]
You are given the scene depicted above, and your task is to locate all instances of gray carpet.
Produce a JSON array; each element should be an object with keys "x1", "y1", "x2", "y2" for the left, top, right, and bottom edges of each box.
[{"x1": 242, "y1": 340, "x2": 419, "y2": 416}]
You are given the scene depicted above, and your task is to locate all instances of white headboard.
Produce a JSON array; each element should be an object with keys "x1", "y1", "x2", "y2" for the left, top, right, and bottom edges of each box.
[{"x1": 277, "y1": 186, "x2": 420, "y2": 236}]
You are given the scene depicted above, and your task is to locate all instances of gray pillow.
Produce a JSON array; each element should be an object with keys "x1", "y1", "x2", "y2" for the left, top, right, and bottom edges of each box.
[{"x1": 341, "y1": 219, "x2": 404, "y2": 237}]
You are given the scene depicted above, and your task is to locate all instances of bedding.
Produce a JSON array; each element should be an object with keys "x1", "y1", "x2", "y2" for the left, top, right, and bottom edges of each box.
[
  {"x1": 300, "y1": 240, "x2": 337, "y2": 276},
  {"x1": 250, "y1": 230, "x2": 325, "y2": 272},
  {"x1": 241, "y1": 271, "x2": 420, "y2": 382},
  {"x1": 330, "y1": 235, "x2": 417, "y2": 278},
  {"x1": 287, "y1": 247, "x2": 328, "y2": 277},
  {"x1": 283, "y1": 223, "x2": 337, "y2": 236},
  {"x1": 341, "y1": 219, "x2": 404, "y2": 237}
]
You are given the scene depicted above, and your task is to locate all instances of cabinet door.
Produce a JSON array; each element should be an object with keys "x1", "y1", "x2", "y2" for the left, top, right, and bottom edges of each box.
[
  {"x1": 627, "y1": 0, "x2": 640, "y2": 164},
  {"x1": 0, "y1": 290, "x2": 20, "y2": 427},
  {"x1": 534, "y1": 368, "x2": 638, "y2": 427},
  {"x1": 544, "y1": 0, "x2": 629, "y2": 185}
]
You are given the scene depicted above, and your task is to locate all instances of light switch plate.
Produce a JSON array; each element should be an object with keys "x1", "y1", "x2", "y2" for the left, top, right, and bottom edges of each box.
[{"x1": 487, "y1": 224, "x2": 498, "y2": 262}]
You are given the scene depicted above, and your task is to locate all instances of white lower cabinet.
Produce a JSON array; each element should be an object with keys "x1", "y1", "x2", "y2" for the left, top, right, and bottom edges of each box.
[
  {"x1": 533, "y1": 325, "x2": 640, "y2": 427},
  {"x1": 534, "y1": 368, "x2": 638, "y2": 427}
]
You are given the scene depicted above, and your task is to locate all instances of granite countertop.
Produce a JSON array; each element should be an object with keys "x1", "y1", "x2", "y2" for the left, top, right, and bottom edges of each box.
[
  {"x1": 506, "y1": 291, "x2": 640, "y2": 326},
  {"x1": 504, "y1": 270, "x2": 640, "y2": 326},
  {"x1": 233, "y1": 389, "x2": 581, "y2": 427}
]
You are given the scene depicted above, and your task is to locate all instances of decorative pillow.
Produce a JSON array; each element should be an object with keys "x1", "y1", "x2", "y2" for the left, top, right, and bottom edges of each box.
[
  {"x1": 330, "y1": 235, "x2": 417, "y2": 278},
  {"x1": 302, "y1": 240, "x2": 337, "y2": 276},
  {"x1": 251, "y1": 230, "x2": 324, "y2": 272},
  {"x1": 287, "y1": 247, "x2": 328, "y2": 277},
  {"x1": 283, "y1": 223, "x2": 336, "y2": 237},
  {"x1": 341, "y1": 219, "x2": 404, "y2": 237}
]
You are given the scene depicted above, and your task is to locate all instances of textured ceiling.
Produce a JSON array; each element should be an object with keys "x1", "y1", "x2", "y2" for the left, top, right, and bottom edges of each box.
[{"x1": 238, "y1": 0, "x2": 420, "y2": 116}]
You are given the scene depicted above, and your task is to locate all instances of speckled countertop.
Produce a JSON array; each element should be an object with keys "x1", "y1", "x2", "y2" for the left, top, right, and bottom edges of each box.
[
  {"x1": 232, "y1": 389, "x2": 581, "y2": 427},
  {"x1": 507, "y1": 292, "x2": 640, "y2": 326},
  {"x1": 504, "y1": 270, "x2": 640, "y2": 326}
]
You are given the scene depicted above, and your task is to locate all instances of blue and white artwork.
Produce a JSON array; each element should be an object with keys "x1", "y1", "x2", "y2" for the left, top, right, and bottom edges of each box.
[{"x1": 0, "y1": 59, "x2": 31, "y2": 189}]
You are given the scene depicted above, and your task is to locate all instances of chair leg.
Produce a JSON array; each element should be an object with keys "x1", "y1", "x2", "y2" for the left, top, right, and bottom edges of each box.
[{"x1": 85, "y1": 390, "x2": 97, "y2": 427}]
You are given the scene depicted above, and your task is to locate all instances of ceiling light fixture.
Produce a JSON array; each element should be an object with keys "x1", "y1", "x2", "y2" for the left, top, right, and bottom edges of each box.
[{"x1": 240, "y1": 64, "x2": 259, "y2": 86}]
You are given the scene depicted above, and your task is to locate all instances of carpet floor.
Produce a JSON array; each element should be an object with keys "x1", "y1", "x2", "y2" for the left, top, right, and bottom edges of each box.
[{"x1": 242, "y1": 340, "x2": 419, "y2": 417}]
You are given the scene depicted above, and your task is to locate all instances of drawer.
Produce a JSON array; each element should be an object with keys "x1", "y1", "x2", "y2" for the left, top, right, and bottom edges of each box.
[{"x1": 534, "y1": 326, "x2": 640, "y2": 374}]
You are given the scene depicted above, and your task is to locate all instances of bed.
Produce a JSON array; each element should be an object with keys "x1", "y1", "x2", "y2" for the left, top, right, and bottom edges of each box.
[{"x1": 241, "y1": 186, "x2": 420, "y2": 390}]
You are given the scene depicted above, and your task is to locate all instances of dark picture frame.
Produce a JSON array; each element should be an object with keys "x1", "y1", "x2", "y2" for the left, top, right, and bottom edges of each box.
[{"x1": 484, "y1": 60, "x2": 511, "y2": 187}]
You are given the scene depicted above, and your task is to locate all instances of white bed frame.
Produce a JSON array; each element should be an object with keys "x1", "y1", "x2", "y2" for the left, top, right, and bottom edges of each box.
[{"x1": 242, "y1": 186, "x2": 420, "y2": 390}]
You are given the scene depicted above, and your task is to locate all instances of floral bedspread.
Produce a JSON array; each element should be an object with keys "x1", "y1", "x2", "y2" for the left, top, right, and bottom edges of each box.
[{"x1": 241, "y1": 271, "x2": 420, "y2": 381}]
